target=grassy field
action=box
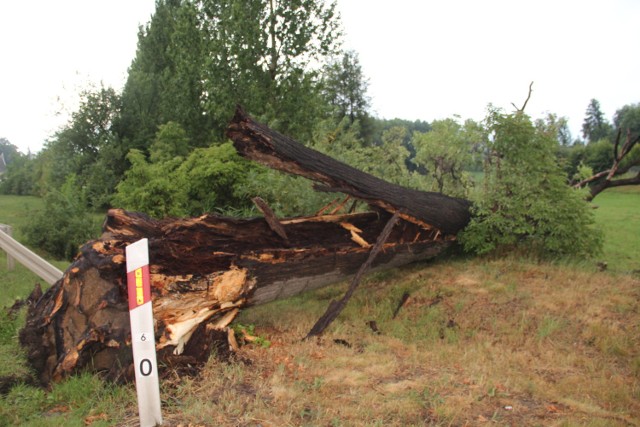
[591,186,640,273]
[0,189,638,426]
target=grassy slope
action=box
[0,190,638,426]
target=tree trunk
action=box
[226,107,472,235]
[21,108,472,384]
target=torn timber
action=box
[21,109,471,384]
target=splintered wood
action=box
[154,267,254,354]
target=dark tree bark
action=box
[226,107,472,235]
[21,108,472,384]
[574,128,640,201]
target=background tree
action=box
[322,51,370,122]
[37,86,121,206]
[22,175,100,260]
[0,138,36,195]
[412,118,481,197]
[118,0,211,153]
[582,98,612,144]
[367,118,431,172]
[0,138,20,165]
[583,139,614,173]
[0,151,37,196]
[613,103,640,135]
[161,1,213,146]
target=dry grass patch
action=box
[151,258,639,426]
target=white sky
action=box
[1,0,639,154]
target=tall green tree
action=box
[322,50,370,123]
[197,0,343,140]
[581,98,612,144]
[118,0,211,152]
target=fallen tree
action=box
[21,108,472,384]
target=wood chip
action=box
[350,230,371,248]
[227,327,239,352]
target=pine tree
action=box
[581,99,612,143]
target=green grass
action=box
[591,186,640,273]
[0,373,133,426]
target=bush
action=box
[177,143,254,216]
[460,110,603,259]
[113,142,255,218]
[112,149,189,218]
[22,175,100,260]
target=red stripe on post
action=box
[126,264,151,310]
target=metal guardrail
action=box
[0,224,64,285]
[0,224,15,271]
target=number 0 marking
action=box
[140,358,153,377]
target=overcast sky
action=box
[1,0,638,154]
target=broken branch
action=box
[305,212,401,339]
[252,197,288,241]
[574,128,640,201]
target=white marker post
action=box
[126,238,163,427]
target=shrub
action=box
[22,175,100,260]
[460,109,603,259]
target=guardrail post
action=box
[0,224,15,271]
